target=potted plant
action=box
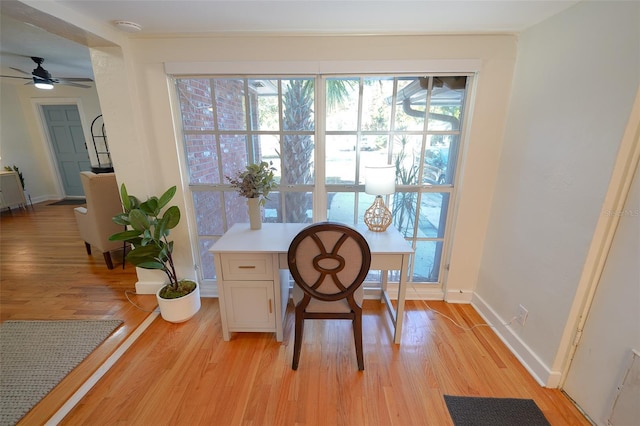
[110,184,201,323]
[226,161,277,229]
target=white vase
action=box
[156,282,201,323]
[247,197,262,230]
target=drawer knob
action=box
[238,265,256,269]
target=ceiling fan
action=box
[0,56,93,89]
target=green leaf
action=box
[128,209,150,231]
[159,244,170,260]
[134,260,166,269]
[158,186,177,210]
[163,206,180,229]
[109,230,143,241]
[141,198,159,216]
[154,218,167,241]
[127,244,160,256]
[128,195,141,209]
[126,244,163,267]
[120,184,131,211]
[112,212,130,226]
[129,237,144,247]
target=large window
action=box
[176,74,469,288]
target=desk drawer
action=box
[370,253,404,271]
[221,253,273,280]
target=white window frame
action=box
[168,60,478,299]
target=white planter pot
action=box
[156,282,201,323]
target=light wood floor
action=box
[1,203,590,425]
[0,202,158,425]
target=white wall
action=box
[0,79,102,202]
[474,0,640,387]
[95,34,518,294]
[0,83,34,190]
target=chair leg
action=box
[292,313,304,370]
[84,242,92,255]
[103,252,114,270]
[353,314,364,370]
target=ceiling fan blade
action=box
[22,80,90,89]
[9,67,30,75]
[58,77,94,82]
[58,81,91,89]
[0,75,31,80]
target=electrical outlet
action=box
[516,304,528,326]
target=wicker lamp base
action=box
[364,196,392,232]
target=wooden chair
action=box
[287,222,371,370]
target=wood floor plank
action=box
[1,203,590,425]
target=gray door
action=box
[42,105,91,197]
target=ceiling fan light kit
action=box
[34,80,54,90]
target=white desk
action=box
[209,223,414,344]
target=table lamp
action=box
[364,165,396,232]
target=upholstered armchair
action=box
[74,171,124,269]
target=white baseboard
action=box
[33,195,55,204]
[134,281,164,295]
[445,288,474,303]
[199,285,218,298]
[471,293,561,387]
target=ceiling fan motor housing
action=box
[31,57,53,81]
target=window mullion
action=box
[242,79,256,164]
[275,79,288,219]
[315,76,327,222]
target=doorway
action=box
[42,104,91,197]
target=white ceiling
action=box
[1,1,580,82]
[59,0,580,35]
[0,13,94,81]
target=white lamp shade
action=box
[365,165,396,195]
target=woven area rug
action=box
[0,320,123,426]
[444,395,551,426]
